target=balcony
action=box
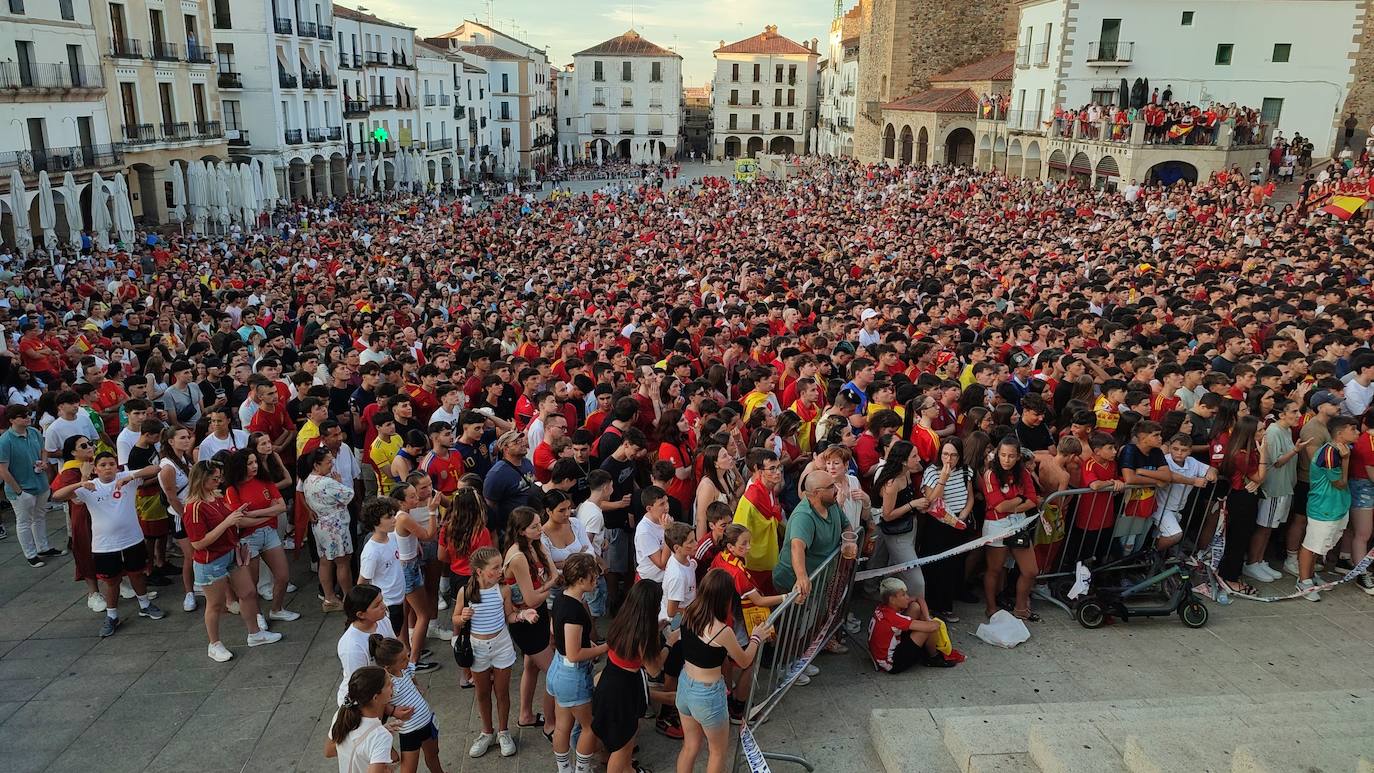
[0,144,124,175]
[273,17,292,34]
[1032,42,1049,67]
[307,127,327,143]
[453,105,465,119]
[1086,41,1133,64]
[217,71,242,88]
[647,129,662,136]
[840,86,853,96]
[391,52,411,67]
[328,126,342,141]
[186,44,212,64]
[122,123,156,144]
[297,20,316,37]
[838,117,851,128]
[428,138,453,150]
[213,12,231,30]
[228,130,249,146]
[0,62,104,91]
[1015,43,1030,68]
[151,41,180,61]
[195,120,221,138]
[160,121,191,140]
[439,94,450,106]
[109,37,143,59]
[369,94,393,109]
[592,99,606,106]
[621,99,633,107]
[301,70,321,89]
[343,99,368,116]
[284,128,302,144]
[339,52,360,69]
[321,73,336,89]
[649,101,662,109]
[364,51,386,65]
[279,71,298,89]
[395,96,411,109]
[317,24,332,40]
[423,94,436,106]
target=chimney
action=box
[719,39,725,49]
[810,37,818,52]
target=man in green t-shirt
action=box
[773,470,845,601]
[1297,416,1359,601]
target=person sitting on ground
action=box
[867,577,960,673]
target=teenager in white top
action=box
[326,665,405,773]
[198,406,250,460]
[633,485,672,583]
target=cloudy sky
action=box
[348,0,836,85]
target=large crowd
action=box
[4,145,1374,773]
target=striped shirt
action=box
[469,584,507,635]
[389,663,434,733]
[921,465,972,516]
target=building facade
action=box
[415,38,459,185]
[212,0,345,200]
[818,5,861,157]
[91,0,227,223]
[681,85,712,159]
[711,25,820,159]
[879,51,1011,168]
[332,4,415,190]
[556,29,683,165]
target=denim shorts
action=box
[584,575,607,618]
[241,525,283,558]
[675,672,728,729]
[402,557,424,594]
[1351,479,1374,510]
[545,652,594,707]
[194,550,236,586]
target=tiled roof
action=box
[715,26,813,56]
[575,29,680,58]
[459,44,523,61]
[432,21,543,55]
[929,50,1015,83]
[882,87,978,113]
[331,4,413,30]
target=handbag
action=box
[452,597,475,668]
[1005,512,1035,549]
[877,513,914,536]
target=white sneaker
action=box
[207,641,234,662]
[427,621,452,641]
[469,732,494,758]
[794,672,811,686]
[285,582,297,593]
[268,608,301,622]
[1283,555,1301,576]
[1243,563,1273,583]
[258,586,273,601]
[87,592,107,612]
[1295,579,1321,602]
[182,592,197,613]
[246,630,283,647]
[257,614,270,632]
[120,580,135,599]
[803,663,820,677]
[437,597,449,611]
[226,600,241,615]
[497,730,516,757]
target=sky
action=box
[349,0,837,85]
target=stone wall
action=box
[855,0,1018,162]
[1339,0,1374,154]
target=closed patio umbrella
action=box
[61,171,82,253]
[88,172,111,250]
[168,162,187,228]
[36,170,57,253]
[8,169,33,256]
[111,172,135,246]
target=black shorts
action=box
[93,542,149,580]
[387,603,406,638]
[398,719,437,752]
[1292,480,1310,517]
[509,602,551,655]
[886,636,924,674]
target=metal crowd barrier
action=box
[732,545,857,773]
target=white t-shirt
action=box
[660,555,698,623]
[115,428,140,468]
[335,618,397,705]
[74,473,145,553]
[634,516,667,583]
[198,429,250,460]
[359,533,405,605]
[43,413,98,455]
[430,406,462,429]
[332,715,393,773]
[575,500,607,558]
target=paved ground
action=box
[3,503,1374,773]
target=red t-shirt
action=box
[441,524,492,576]
[910,425,940,465]
[981,468,1039,521]
[90,381,128,437]
[183,498,238,564]
[657,441,695,507]
[1148,393,1180,423]
[1076,458,1120,530]
[868,604,913,672]
[532,441,557,483]
[225,478,282,532]
[1351,432,1374,481]
[422,449,462,493]
[247,404,296,440]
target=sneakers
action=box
[182,592,197,612]
[497,730,516,757]
[469,732,494,758]
[728,696,746,725]
[1283,554,1301,577]
[427,621,453,641]
[38,547,66,558]
[119,580,135,599]
[437,596,449,611]
[1243,562,1280,583]
[268,608,301,622]
[99,615,119,638]
[844,613,863,635]
[138,603,165,620]
[282,537,296,551]
[655,714,684,739]
[0,523,7,539]
[1358,573,1374,596]
[824,638,849,655]
[258,586,273,601]
[414,660,441,673]
[225,600,241,615]
[257,614,270,632]
[246,630,283,647]
[86,592,107,612]
[803,663,820,677]
[26,556,44,568]
[793,672,811,686]
[321,599,343,613]
[1295,578,1322,602]
[207,641,234,662]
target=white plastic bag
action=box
[975,610,1031,648]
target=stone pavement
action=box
[4,505,1374,773]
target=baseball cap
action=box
[493,430,525,451]
[861,308,880,322]
[832,341,856,356]
[1309,389,1342,410]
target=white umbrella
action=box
[256,158,277,212]
[238,164,255,227]
[190,161,209,234]
[36,170,57,253]
[207,163,223,229]
[168,162,186,227]
[214,164,231,228]
[251,160,266,223]
[112,172,135,246]
[452,151,463,183]
[347,157,359,193]
[8,169,33,256]
[88,172,111,250]
[61,171,81,252]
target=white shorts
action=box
[1256,495,1293,529]
[983,513,1029,548]
[469,628,517,673]
[1302,516,1349,558]
[1153,509,1183,539]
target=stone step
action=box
[1231,730,1374,773]
[1121,717,1336,773]
[868,709,960,773]
[1028,723,1129,773]
[968,752,1039,773]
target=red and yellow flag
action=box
[1318,195,1368,221]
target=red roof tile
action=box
[715,26,814,56]
[575,29,680,58]
[882,87,979,113]
[459,44,523,61]
[929,50,1015,83]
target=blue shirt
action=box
[483,458,534,534]
[0,427,46,496]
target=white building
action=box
[332,5,415,188]
[415,38,462,187]
[0,0,121,243]
[711,25,820,159]
[817,6,860,158]
[557,29,683,165]
[212,0,346,199]
[1007,0,1362,170]
[429,21,553,177]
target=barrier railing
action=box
[732,543,857,773]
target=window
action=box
[499,102,509,120]
[752,63,760,81]
[158,81,175,125]
[59,0,73,20]
[729,88,738,105]
[788,64,796,83]
[651,61,660,82]
[593,60,603,81]
[787,89,795,106]
[1272,43,1291,62]
[8,0,24,15]
[772,111,780,129]
[500,73,508,92]
[500,127,511,146]
[622,61,631,81]
[66,44,84,85]
[15,41,34,87]
[774,88,781,104]
[1181,11,1193,25]
[1261,97,1283,126]
[222,99,241,129]
[786,112,794,129]
[730,63,738,81]
[728,112,737,130]
[1215,43,1233,65]
[751,113,759,130]
[751,89,759,105]
[775,64,782,82]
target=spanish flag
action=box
[790,399,819,454]
[732,478,784,578]
[1166,124,1193,140]
[73,334,92,353]
[1318,195,1368,221]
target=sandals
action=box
[516,713,545,728]
[1012,608,1041,622]
[1221,580,1258,596]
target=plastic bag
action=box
[975,610,1031,648]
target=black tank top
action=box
[681,625,728,669]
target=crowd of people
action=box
[547,161,682,184]
[1051,98,1267,146]
[3,148,1374,773]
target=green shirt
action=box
[1307,443,1351,522]
[772,497,845,592]
[0,427,46,496]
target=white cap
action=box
[861,308,879,322]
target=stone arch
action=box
[1094,155,1120,190]
[440,156,452,182]
[1069,151,1092,185]
[768,136,794,155]
[841,136,853,157]
[916,127,929,165]
[310,154,328,198]
[287,157,310,199]
[1007,138,1024,178]
[381,159,396,190]
[746,136,763,157]
[1047,148,1067,181]
[993,136,1007,172]
[977,133,992,170]
[899,125,913,164]
[1024,140,1042,179]
[591,138,613,162]
[1146,160,1198,186]
[129,162,159,224]
[329,153,346,196]
[882,123,896,159]
[723,135,741,158]
[943,127,974,166]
